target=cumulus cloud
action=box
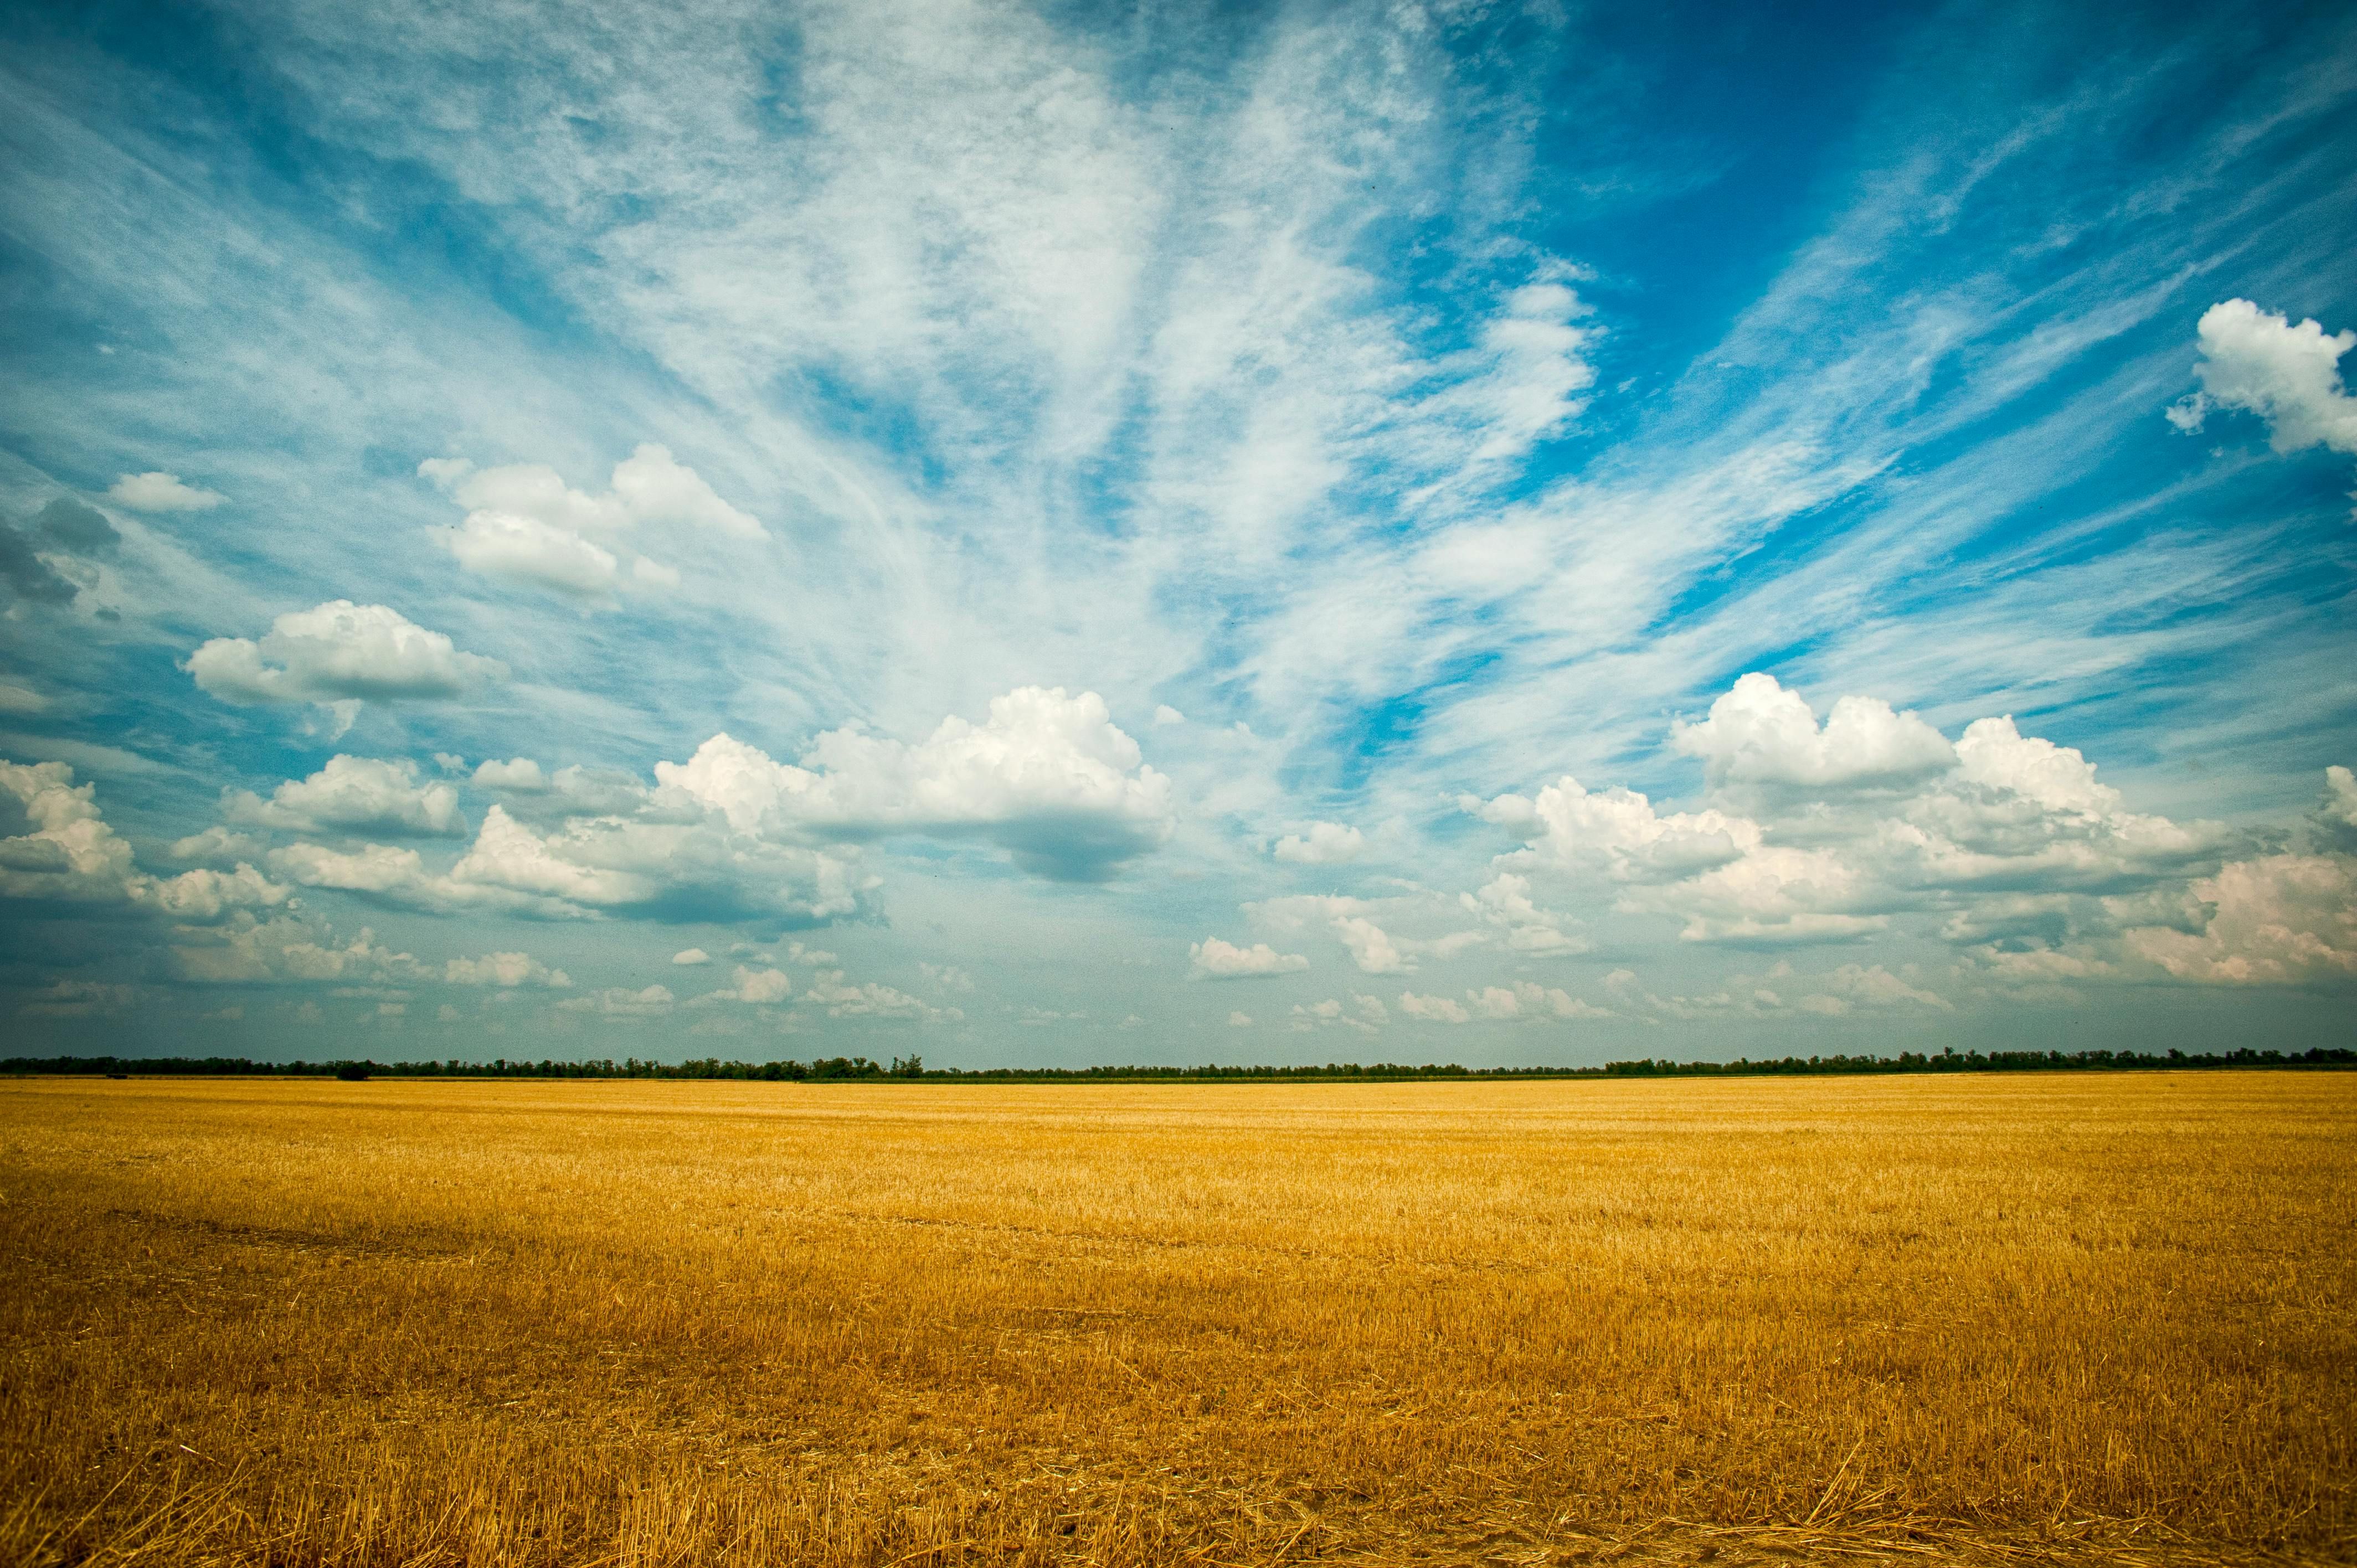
[442,510,621,597]
[1469,673,2226,947]
[1800,963,1953,1013]
[2313,766,2357,854]
[1227,1010,1253,1027]
[2127,854,2356,986]
[224,755,466,837]
[474,757,547,791]
[1466,777,1757,884]
[1188,936,1309,979]
[106,471,225,511]
[168,825,269,866]
[170,912,418,985]
[266,837,578,918]
[1273,821,1365,863]
[445,804,872,924]
[609,444,764,538]
[2168,299,2357,457]
[655,687,1173,880]
[421,443,760,597]
[802,969,949,1020]
[1,759,286,919]
[672,947,712,965]
[186,601,507,708]
[1289,996,1385,1033]
[696,964,792,1004]
[1248,893,1481,973]
[1673,672,1953,791]
[558,983,676,1018]
[1397,990,1469,1023]
[1462,873,1587,955]
[265,758,870,926]
[443,951,572,987]
[471,758,649,818]
[1466,980,1609,1021]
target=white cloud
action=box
[167,824,269,866]
[444,951,572,987]
[1811,963,1952,1011]
[267,837,580,918]
[421,443,759,598]
[225,755,466,838]
[447,806,655,906]
[2126,854,2356,986]
[440,803,871,924]
[1397,990,1469,1024]
[441,509,621,597]
[609,443,764,539]
[1248,892,1482,973]
[801,969,948,1020]
[1188,936,1309,979]
[1152,705,1186,726]
[1,759,286,920]
[106,471,225,511]
[1468,673,2224,947]
[918,961,975,991]
[186,601,507,707]
[1465,980,1611,1022]
[2169,299,2357,456]
[474,757,545,791]
[469,759,649,819]
[1329,913,1406,973]
[0,683,48,714]
[137,863,291,922]
[558,983,676,1019]
[1273,821,1365,863]
[1226,1010,1253,1028]
[2313,765,2357,853]
[1287,994,1388,1033]
[1672,672,1953,791]
[656,687,1173,880]
[170,912,418,985]
[1466,777,1757,884]
[696,964,792,1004]
[1462,872,1587,955]
[672,947,712,966]
[1443,278,1598,465]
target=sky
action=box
[2,0,2353,1066]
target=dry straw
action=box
[2,1072,2350,1565]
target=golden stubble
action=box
[1,1072,2350,1566]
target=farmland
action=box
[2,1072,2350,1566]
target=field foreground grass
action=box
[2,1073,2351,1567]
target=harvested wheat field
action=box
[1,1072,2351,1567]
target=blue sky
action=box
[3,0,2353,1064]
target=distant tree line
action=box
[4,1046,2351,1081]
